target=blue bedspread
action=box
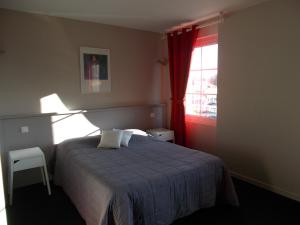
[54,135,238,225]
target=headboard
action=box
[0,104,166,189]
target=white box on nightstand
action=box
[147,128,175,142]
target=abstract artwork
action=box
[80,47,111,93]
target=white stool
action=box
[8,147,51,205]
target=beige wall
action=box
[217,0,300,200]
[0,9,162,116]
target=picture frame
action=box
[80,47,111,93]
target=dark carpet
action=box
[6,178,300,225]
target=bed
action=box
[54,134,239,225]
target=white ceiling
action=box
[0,0,270,33]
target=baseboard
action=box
[230,170,300,203]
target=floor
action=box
[6,178,300,225]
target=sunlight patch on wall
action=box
[51,113,100,144]
[40,94,100,144]
[40,94,69,114]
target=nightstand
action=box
[8,147,51,205]
[147,128,175,142]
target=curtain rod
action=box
[161,14,223,40]
[164,0,273,34]
[165,12,224,34]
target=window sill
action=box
[185,115,216,127]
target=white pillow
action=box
[113,129,133,147]
[97,130,123,149]
[125,129,148,136]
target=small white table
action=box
[8,147,51,205]
[147,128,175,142]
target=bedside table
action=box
[147,128,175,142]
[8,147,51,205]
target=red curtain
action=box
[167,27,199,146]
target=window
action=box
[185,34,218,121]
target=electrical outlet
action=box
[20,126,29,133]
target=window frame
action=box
[185,34,218,126]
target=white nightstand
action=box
[147,128,175,142]
[8,147,51,205]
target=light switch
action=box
[21,126,29,133]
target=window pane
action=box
[185,42,218,119]
[185,94,200,115]
[200,70,217,118]
[186,71,201,94]
[200,94,217,118]
[190,47,202,70]
[201,70,217,95]
[202,44,218,69]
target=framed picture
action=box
[80,47,111,93]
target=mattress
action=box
[54,134,238,225]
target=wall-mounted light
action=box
[156,58,168,66]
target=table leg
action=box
[9,161,14,205]
[43,165,51,195]
[40,167,46,185]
